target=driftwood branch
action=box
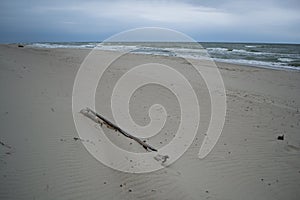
[80,107,157,152]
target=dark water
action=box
[28,42,300,70]
[202,43,300,69]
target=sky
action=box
[0,0,299,43]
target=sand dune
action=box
[0,44,300,200]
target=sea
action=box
[27,42,300,71]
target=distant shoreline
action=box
[11,42,300,71]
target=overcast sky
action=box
[0,0,299,43]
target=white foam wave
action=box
[214,58,300,70]
[206,47,228,52]
[278,58,294,62]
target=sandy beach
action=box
[1,44,300,200]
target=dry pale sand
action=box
[0,44,300,200]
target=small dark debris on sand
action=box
[277,135,284,140]
[18,44,24,48]
[154,154,169,164]
[73,137,83,141]
[0,140,12,149]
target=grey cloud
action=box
[0,0,299,43]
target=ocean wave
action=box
[95,44,138,52]
[26,42,300,71]
[28,43,97,49]
[206,47,228,52]
[278,58,294,62]
[214,58,300,70]
[207,48,276,56]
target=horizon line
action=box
[4,41,300,45]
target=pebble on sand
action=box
[277,135,284,140]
